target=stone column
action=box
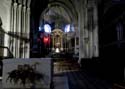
[16,2,22,58]
[84,7,89,58]
[66,34,68,52]
[93,5,99,57]
[74,26,78,54]
[78,0,85,63]
[15,4,19,58]
[25,0,31,58]
[22,1,26,58]
[74,35,77,54]
[64,34,66,52]
[13,1,17,57]
[78,12,81,63]
[89,30,93,58]
[9,3,14,54]
[25,7,30,58]
[87,6,94,58]
[60,36,62,50]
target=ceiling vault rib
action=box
[48,0,78,22]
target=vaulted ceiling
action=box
[30,0,79,33]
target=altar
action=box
[51,29,64,53]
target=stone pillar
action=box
[9,3,14,54]
[78,0,85,63]
[78,12,81,63]
[74,35,77,54]
[16,2,22,58]
[60,36,63,51]
[62,35,63,51]
[89,29,93,58]
[93,5,99,57]
[83,6,89,58]
[65,34,68,52]
[64,34,66,52]
[15,4,19,58]
[87,6,94,58]
[13,1,17,57]
[25,7,30,58]
[74,26,79,55]
[24,0,31,58]
[22,1,26,58]
[88,9,93,58]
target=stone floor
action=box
[53,59,112,89]
[65,70,112,89]
[53,76,69,89]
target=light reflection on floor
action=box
[54,59,80,74]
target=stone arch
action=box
[40,0,78,24]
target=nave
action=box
[53,58,112,89]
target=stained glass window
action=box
[44,24,51,33]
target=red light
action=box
[43,36,50,44]
[44,37,49,43]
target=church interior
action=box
[0,0,125,89]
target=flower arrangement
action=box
[6,62,43,87]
